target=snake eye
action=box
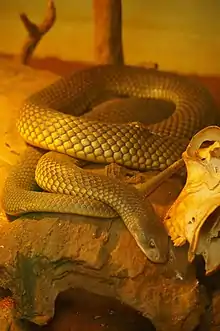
[149,239,156,249]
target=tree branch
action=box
[20,0,56,65]
[93,0,124,65]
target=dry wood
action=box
[20,0,56,65]
[93,0,124,65]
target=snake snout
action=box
[146,241,169,264]
[134,229,169,264]
[152,232,170,264]
[137,241,166,263]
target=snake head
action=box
[132,201,169,264]
[136,230,169,264]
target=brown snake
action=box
[2,64,218,263]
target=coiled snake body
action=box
[2,65,218,263]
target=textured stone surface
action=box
[0,58,210,331]
[212,290,220,330]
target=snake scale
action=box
[2,64,218,263]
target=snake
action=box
[2,64,218,264]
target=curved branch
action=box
[20,0,56,65]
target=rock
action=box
[0,213,208,331]
[0,58,209,331]
[195,208,220,276]
[0,296,23,331]
[43,289,155,331]
[212,291,220,330]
